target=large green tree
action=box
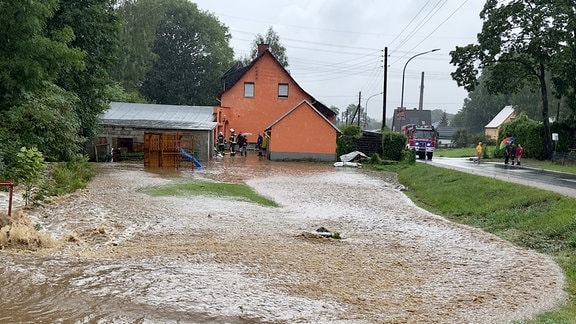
[246,26,289,68]
[450,71,510,131]
[113,0,168,94]
[139,0,233,105]
[48,0,121,143]
[0,0,87,168]
[549,2,576,117]
[450,0,573,157]
[0,0,83,110]
[4,83,83,162]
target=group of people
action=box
[504,142,523,165]
[216,129,267,157]
[475,140,524,165]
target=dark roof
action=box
[436,126,461,139]
[220,50,336,118]
[222,61,250,91]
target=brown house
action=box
[215,44,339,161]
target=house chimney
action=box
[257,43,270,56]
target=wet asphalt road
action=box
[426,157,576,198]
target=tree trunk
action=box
[539,63,553,159]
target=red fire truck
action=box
[401,123,437,160]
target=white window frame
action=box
[278,83,288,98]
[244,82,255,97]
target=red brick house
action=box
[265,100,340,160]
[215,44,339,161]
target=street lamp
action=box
[400,48,440,111]
[365,92,383,129]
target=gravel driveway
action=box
[2,159,568,323]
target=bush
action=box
[336,125,363,158]
[452,129,471,148]
[42,155,95,197]
[403,149,416,165]
[498,113,546,159]
[340,125,362,136]
[16,147,48,206]
[336,135,354,159]
[381,131,406,161]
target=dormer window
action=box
[244,82,254,97]
[278,83,288,98]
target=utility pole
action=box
[357,91,362,127]
[382,47,388,130]
[418,71,425,110]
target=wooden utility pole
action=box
[357,91,362,127]
[382,47,388,129]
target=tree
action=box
[113,0,168,94]
[548,1,576,118]
[0,0,87,173]
[48,0,121,143]
[451,71,510,131]
[341,104,359,125]
[140,0,234,105]
[330,105,341,123]
[0,0,84,111]
[438,111,449,127]
[5,82,83,162]
[246,26,288,68]
[450,0,573,158]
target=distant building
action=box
[436,126,461,148]
[392,108,432,132]
[485,106,516,140]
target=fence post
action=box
[0,182,14,217]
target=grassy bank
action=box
[394,163,576,322]
[141,179,278,207]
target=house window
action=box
[278,83,288,98]
[244,82,254,97]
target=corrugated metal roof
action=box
[101,102,217,131]
[485,106,515,128]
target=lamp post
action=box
[400,48,440,111]
[365,92,383,129]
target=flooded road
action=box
[0,155,567,323]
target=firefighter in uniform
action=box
[217,131,226,155]
[229,128,238,156]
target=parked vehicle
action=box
[401,123,437,160]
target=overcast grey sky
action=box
[193,0,485,121]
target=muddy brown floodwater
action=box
[0,155,567,323]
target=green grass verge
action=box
[393,163,576,322]
[141,179,278,207]
[434,147,477,157]
[527,160,576,175]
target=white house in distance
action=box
[485,106,516,140]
